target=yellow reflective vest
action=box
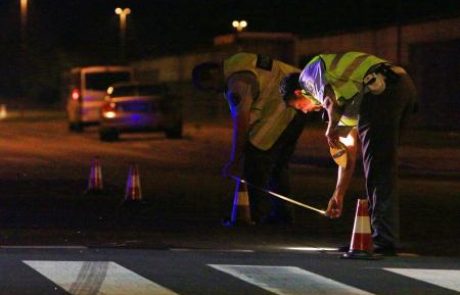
[311,52,388,126]
[224,52,299,150]
[319,52,387,102]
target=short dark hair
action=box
[192,62,220,90]
[279,72,301,102]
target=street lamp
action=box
[20,0,28,32]
[19,0,29,103]
[232,20,248,32]
[115,7,131,61]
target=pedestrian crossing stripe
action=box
[23,261,178,295]
[208,264,373,295]
[21,261,460,295]
[384,268,460,293]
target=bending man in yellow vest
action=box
[192,52,307,224]
[280,52,417,255]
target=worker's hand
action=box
[325,127,340,149]
[326,193,343,219]
[222,160,240,179]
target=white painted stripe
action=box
[352,216,371,233]
[2,246,87,249]
[23,261,178,295]
[170,248,254,253]
[208,264,373,295]
[284,247,338,252]
[384,268,460,292]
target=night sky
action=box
[2,0,460,58]
[0,0,459,100]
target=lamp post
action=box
[19,0,29,105]
[115,7,131,61]
[232,20,247,52]
[20,0,28,39]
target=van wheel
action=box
[69,122,83,132]
[99,129,119,141]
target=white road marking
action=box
[23,260,178,295]
[384,268,460,292]
[208,264,373,295]
[170,248,254,253]
[283,247,338,252]
[2,246,87,250]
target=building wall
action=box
[132,51,228,83]
[295,17,460,67]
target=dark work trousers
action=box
[358,73,417,248]
[243,111,308,224]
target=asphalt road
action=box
[0,112,459,255]
[1,247,460,294]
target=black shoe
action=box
[374,246,397,256]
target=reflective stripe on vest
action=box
[320,52,387,102]
[224,52,299,150]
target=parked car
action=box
[99,82,183,141]
[66,65,134,132]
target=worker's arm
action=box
[326,127,359,218]
[222,72,258,178]
[323,85,342,149]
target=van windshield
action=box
[85,72,131,90]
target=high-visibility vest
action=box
[319,52,387,102]
[224,52,299,150]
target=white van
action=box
[66,66,134,131]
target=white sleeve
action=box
[225,72,258,116]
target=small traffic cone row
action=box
[124,164,142,203]
[86,157,103,193]
[228,181,253,226]
[341,199,380,260]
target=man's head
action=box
[280,73,322,113]
[192,62,225,92]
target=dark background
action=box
[1,0,460,103]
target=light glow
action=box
[0,104,7,120]
[20,0,28,26]
[232,20,248,32]
[115,7,131,15]
[340,132,355,147]
[71,89,80,100]
[103,111,116,119]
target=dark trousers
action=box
[244,111,308,223]
[358,73,417,248]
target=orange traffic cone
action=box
[124,164,142,203]
[228,181,253,226]
[86,157,103,193]
[342,199,380,260]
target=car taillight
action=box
[102,101,117,119]
[71,88,80,101]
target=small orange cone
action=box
[342,199,380,260]
[86,157,103,193]
[228,181,253,226]
[124,164,142,203]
